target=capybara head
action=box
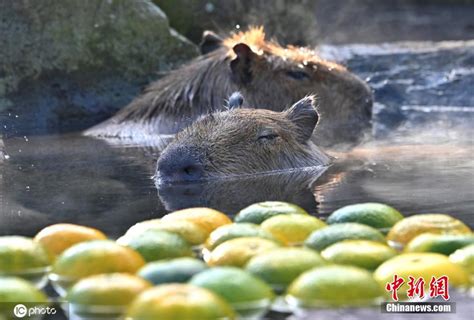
[91,27,371,147]
[155,93,331,183]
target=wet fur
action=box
[86,27,372,147]
[157,95,332,180]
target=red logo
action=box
[385,274,404,301]
[429,276,449,300]
[407,276,425,299]
[385,275,450,301]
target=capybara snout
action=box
[156,145,205,182]
[155,93,331,183]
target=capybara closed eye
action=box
[86,27,372,147]
[155,93,331,183]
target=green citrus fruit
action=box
[117,230,192,262]
[287,265,384,308]
[0,277,48,317]
[321,240,398,270]
[387,214,471,247]
[0,236,51,273]
[327,203,403,231]
[137,258,207,285]
[305,223,386,251]
[190,267,274,303]
[245,247,327,291]
[235,202,308,224]
[405,233,474,255]
[190,267,274,317]
[126,284,235,320]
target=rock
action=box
[154,0,318,45]
[0,0,198,137]
[154,0,474,45]
[318,40,474,139]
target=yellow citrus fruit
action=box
[321,240,398,270]
[287,265,384,308]
[126,284,235,320]
[161,208,231,234]
[235,201,309,224]
[126,219,208,246]
[34,223,107,258]
[387,214,471,247]
[245,247,327,290]
[0,277,48,316]
[404,233,474,255]
[374,253,471,300]
[52,240,145,279]
[0,236,51,273]
[117,230,192,262]
[327,203,404,231]
[67,273,151,307]
[261,214,326,245]
[207,237,280,267]
[304,223,386,251]
[205,223,278,250]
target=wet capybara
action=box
[155,93,331,183]
[85,27,372,147]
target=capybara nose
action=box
[156,149,204,182]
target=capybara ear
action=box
[285,95,319,142]
[230,43,256,84]
[199,30,223,54]
[227,92,244,109]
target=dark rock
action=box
[0,0,198,137]
[154,0,474,45]
[318,41,474,138]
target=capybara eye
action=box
[257,133,279,141]
[286,70,310,80]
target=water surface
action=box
[1,127,472,238]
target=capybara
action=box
[85,27,372,147]
[155,93,331,183]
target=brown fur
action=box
[155,95,331,182]
[223,27,344,70]
[85,27,372,147]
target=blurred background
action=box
[1,0,473,137]
[155,0,474,45]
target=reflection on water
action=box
[0,128,472,238]
[156,167,326,214]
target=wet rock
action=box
[0,0,198,137]
[153,0,319,46]
[155,0,474,46]
[318,41,474,138]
